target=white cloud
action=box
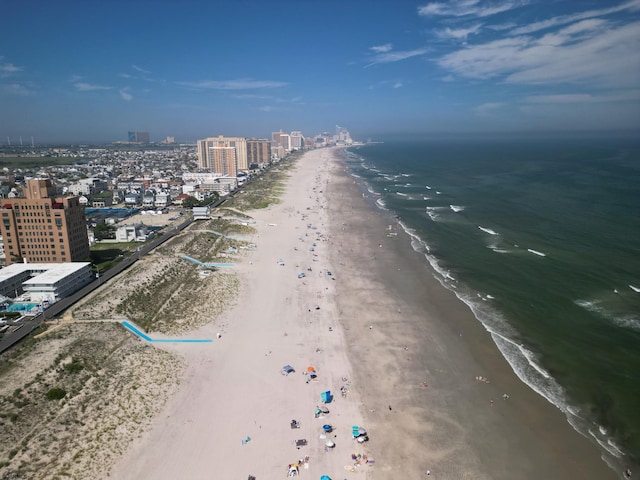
[73,82,112,91]
[438,19,640,88]
[474,102,505,115]
[259,105,274,112]
[435,24,483,40]
[509,0,640,35]
[524,90,640,104]
[0,62,22,77]
[234,93,274,100]
[370,43,393,53]
[3,83,32,96]
[393,82,404,88]
[178,79,289,90]
[132,64,151,74]
[119,88,133,101]
[418,0,526,18]
[365,47,429,67]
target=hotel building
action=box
[246,139,271,167]
[197,136,248,172]
[0,179,90,265]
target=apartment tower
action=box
[246,139,272,167]
[197,136,248,172]
[0,179,90,265]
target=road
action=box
[0,214,197,355]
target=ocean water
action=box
[344,137,640,470]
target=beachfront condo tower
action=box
[197,136,248,172]
[0,179,90,265]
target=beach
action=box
[110,146,618,479]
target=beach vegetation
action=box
[0,322,184,478]
[46,387,66,400]
[64,359,84,374]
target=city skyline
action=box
[1,0,639,143]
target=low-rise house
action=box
[115,224,151,242]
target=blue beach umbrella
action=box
[320,476,331,480]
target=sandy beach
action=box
[109,147,617,479]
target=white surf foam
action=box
[575,299,640,331]
[478,226,498,235]
[527,248,546,257]
[375,198,387,210]
[392,217,627,470]
[629,285,640,293]
[449,205,464,213]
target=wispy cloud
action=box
[418,0,526,18]
[365,47,429,67]
[370,43,393,53]
[73,82,113,91]
[119,88,133,101]
[438,19,640,88]
[132,64,151,74]
[524,90,640,104]
[474,102,505,115]
[3,83,32,96]
[368,79,406,89]
[233,93,275,100]
[435,24,483,40]
[178,79,289,90]
[509,0,640,35]
[0,61,22,77]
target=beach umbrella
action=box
[307,366,316,372]
[320,476,331,480]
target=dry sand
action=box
[108,146,617,480]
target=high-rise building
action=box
[0,179,90,265]
[246,139,271,167]
[197,136,248,173]
[290,131,304,150]
[128,131,150,143]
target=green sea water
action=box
[345,137,640,469]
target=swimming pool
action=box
[4,302,39,312]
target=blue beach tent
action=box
[320,476,332,480]
[320,391,332,403]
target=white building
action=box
[193,206,211,220]
[115,224,150,242]
[154,191,171,208]
[0,262,93,304]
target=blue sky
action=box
[1,0,639,143]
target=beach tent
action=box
[320,476,332,480]
[281,365,295,375]
[320,391,332,403]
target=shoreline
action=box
[108,146,619,479]
[327,147,619,478]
